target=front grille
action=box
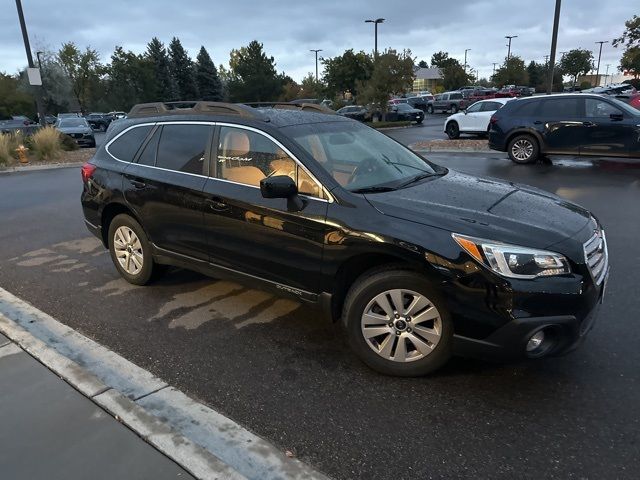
[583,228,608,285]
[70,133,82,139]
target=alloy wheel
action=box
[361,289,442,362]
[113,226,144,275]
[511,139,534,161]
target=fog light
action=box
[526,330,545,352]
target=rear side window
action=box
[156,124,211,175]
[538,98,582,117]
[450,93,463,100]
[512,101,540,116]
[107,125,152,162]
[481,101,503,112]
[137,127,160,166]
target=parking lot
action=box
[1,142,639,479]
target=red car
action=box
[466,89,497,104]
[494,87,520,98]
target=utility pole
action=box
[15,0,46,125]
[310,49,322,82]
[365,18,385,57]
[464,49,471,73]
[505,35,518,61]
[594,40,608,87]
[605,64,611,85]
[546,0,561,94]
[492,63,498,75]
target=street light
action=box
[365,18,385,57]
[546,0,562,94]
[464,49,471,73]
[594,40,608,87]
[310,49,322,82]
[505,35,518,61]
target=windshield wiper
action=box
[398,172,441,188]
[350,185,398,194]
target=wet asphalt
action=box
[0,138,639,479]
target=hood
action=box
[365,170,592,250]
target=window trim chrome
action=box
[105,121,333,203]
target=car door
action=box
[436,94,448,111]
[460,102,483,131]
[534,97,585,154]
[580,97,636,156]
[477,101,504,131]
[202,124,330,295]
[122,122,213,260]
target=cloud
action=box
[1,0,635,80]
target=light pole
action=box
[492,63,498,76]
[463,49,471,73]
[310,49,322,82]
[365,18,385,57]
[505,35,518,61]
[546,0,562,94]
[15,0,46,125]
[605,64,611,85]
[594,40,608,87]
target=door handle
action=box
[128,178,146,189]
[204,198,228,211]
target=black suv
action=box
[81,101,608,376]
[86,113,113,132]
[489,93,640,164]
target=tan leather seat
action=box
[220,130,266,186]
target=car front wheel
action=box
[450,104,459,113]
[426,105,434,114]
[343,268,453,376]
[446,121,460,139]
[108,214,164,285]
[508,134,539,164]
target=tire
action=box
[446,121,460,139]
[100,124,107,132]
[450,104,459,114]
[416,118,423,125]
[508,134,539,164]
[108,214,164,285]
[426,105,434,114]
[343,268,453,376]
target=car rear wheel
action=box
[108,214,164,285]
[426,105,434,114]
[99,124,107,132]
[450,104,459,114]
[343,268,453,376]
[508,134,539,164]
[446,121,460,139]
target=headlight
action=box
[452,233,570,279]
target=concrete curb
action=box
[0,287,330,480]
[0,161,84,174]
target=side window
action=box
[466,102,482,113]
[217,126,324,198]
[137,127,160,166]
[514,101,539,116]
[539,98,581,117]
[156,124,211,175]
[108,125,152,162]
[481,102,501,112]
[450,93,462,100]
[585,99,622,117]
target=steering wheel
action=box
[347,157,378,185]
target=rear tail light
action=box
[489,115,498,125]
[81,163,96,183]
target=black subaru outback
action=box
[81,101,608,376]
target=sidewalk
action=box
[0,332,193,480]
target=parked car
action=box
[336,105,371,122]
[405,96,428,112]
[426,91,468,114]
[58,112,82,118]
[0,116,40,135]
[582,83,636,96]
[55,117,96,147]
[81,100,608,376]
[388,98,408,105]
[45,115,58,125]
[86,113,113,132]
[108,111,127,120]
[489,93,640,164]
[444,98,513,139]
[615,93,640,110]
[417,93,435,102]
[466,89,497,104]
[495,87,521,98]
[388,103,424,123]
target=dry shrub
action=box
[0,134,12,166]
[31,126,62,161]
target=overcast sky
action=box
[1,0,635,81]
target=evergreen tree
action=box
[168,37,199,100]
[195,46,222,101]
[227,40,283,102]
[146,37,176,101]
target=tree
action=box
[357,49,415,120]
[322,49,373,97]
[613,15,640,78]
[299,73,324,98]
[226,40,283,102]
[57,42,102,112]
[195,46,222,101]
[526,61,543,89]
[417,60,428,68]
[560,49,594,86]
[492,55,528,86]
[168,37,198,100]
[146,37,176,101]
[106,47,155,110]
[620,47,640,79]
[279,78,301,101]
[430,51,470,90]
[0,73,35,118]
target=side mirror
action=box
[610,113,624,121]
[260,175,297,199]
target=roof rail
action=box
[127,101,262,119]
[245,102,336,115]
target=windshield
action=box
[58,118,88,128]
[396,104,413,111]
[283,121,442,192]
[608,97,640,116]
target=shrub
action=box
[60,133,79,151]
[31,126,62,161]
[0,134,12,166]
